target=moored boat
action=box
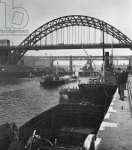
[59,52,117,106]
[19,103,106,150]
[0,93,115,150]
[59,83,117,106]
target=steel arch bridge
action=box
[13,15,132,64]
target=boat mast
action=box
[111,38,114,66]
[56,59,58,76]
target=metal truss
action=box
[13,15,132,63]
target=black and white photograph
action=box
[0,0,131,149]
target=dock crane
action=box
[82,49,96,74]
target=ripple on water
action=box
[0,77,87,126]
[0,78,60,126]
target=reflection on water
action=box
[0,77,88,127]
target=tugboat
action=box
[40,74,66,87]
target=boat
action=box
[59,52,117,106]
[40,74,78,88]
[18,102,107,150]
[1,89,116,150]
[0,96,112,150]
[40,74,66,87]
[59,83,117,106]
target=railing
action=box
[127,76,132,117]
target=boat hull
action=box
[19,103,106,149]
[40,80,66,87]
[79,71,99,77]
[59,84,117,106]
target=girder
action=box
[2,43,132,51]
[12,15,132,64]
[42,55,130,61]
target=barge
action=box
[19,102,108,150]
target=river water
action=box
[0,77,88,127]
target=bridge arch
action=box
[14,15,132,63]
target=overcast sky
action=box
[0,0,132,56]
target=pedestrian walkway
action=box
[95,81,132,150]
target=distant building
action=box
[23,56,53,68]
[0,39,10,65]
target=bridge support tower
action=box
[128,56,132,74]
[50,56,54,69]
[69,56,73,74]
[0,40,11,65]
